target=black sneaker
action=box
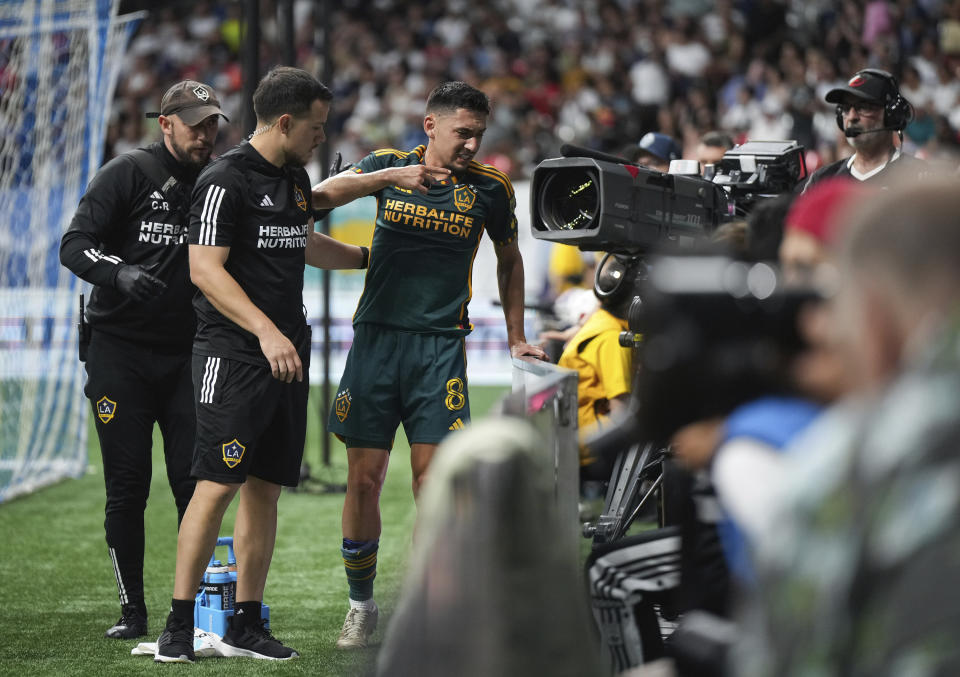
[154,613,195,663]
[221,616,299,660]
[104,603,147,639]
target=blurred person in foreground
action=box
[59,80,226,640]
[736,176,960,676]
[804,69,927,190]
[154,67,371,663]
[314,81,546,650]
[671,179,868,593]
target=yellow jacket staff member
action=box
[558,255,639,470]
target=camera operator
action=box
[804,69,927,190]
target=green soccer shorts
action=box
[328,323,470,449]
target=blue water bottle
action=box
[203,561,232,610]
[225,543,237,610]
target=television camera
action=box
[530,140,806,254]
[529,140,814,538]
[530,142,816,673]
[530,139,812,451]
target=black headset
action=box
[834,68,914,131]
[594,253,646,318]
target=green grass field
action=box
[0,385,508,676]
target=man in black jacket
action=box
[804,69,926,190]
[59,80,227,639]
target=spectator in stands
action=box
[696,130,735,168]
[630,131,682,172]
[109,2,960,183]
[740,176,960,677]
[804,68,927,189]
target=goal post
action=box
[0,0,143,502]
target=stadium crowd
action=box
[111,0,960,179]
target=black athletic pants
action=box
[84,330,196,610]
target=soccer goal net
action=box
[0,0,141,502]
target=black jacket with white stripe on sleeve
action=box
[59,141,201,349]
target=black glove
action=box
[115,264,167,302]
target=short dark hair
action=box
[426,81,489,116]
[746,192,796,262]
[253,66,332,122]
[700,130,735,150]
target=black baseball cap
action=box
[147,80,228,125]
[825,70,895,105]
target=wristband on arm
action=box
[359,246,369,269]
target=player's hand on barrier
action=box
[115,264,167,302]
[258,329,303,383]
[510,341,548,360]
[390,165,451,194]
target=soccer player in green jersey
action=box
[311,81,547,649]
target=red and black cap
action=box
[825,70,896,105]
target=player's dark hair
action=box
[253,66,332,122]
[426,81,490,115]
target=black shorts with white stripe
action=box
[191,353,309,486]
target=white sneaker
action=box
[335,604,378,649]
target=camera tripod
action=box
[583,441,672,546]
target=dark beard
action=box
[169,138,211,169]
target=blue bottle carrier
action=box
[194,536,269,637]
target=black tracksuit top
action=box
[60,142,201,350]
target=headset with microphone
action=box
[833,68,914,134]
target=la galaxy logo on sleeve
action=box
[335,388,352,422]
[294,185,307,212]
[453,185,476,212]
[221,439,246,468]
[96,396,117,423]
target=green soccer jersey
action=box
[351,144,518,334]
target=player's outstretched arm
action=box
[305,227,367,270]
[189,244,302,383]
[311,165,451,209]
[494,240,547,360]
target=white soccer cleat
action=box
[335,604,378,650]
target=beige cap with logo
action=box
[147,80,229,126]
